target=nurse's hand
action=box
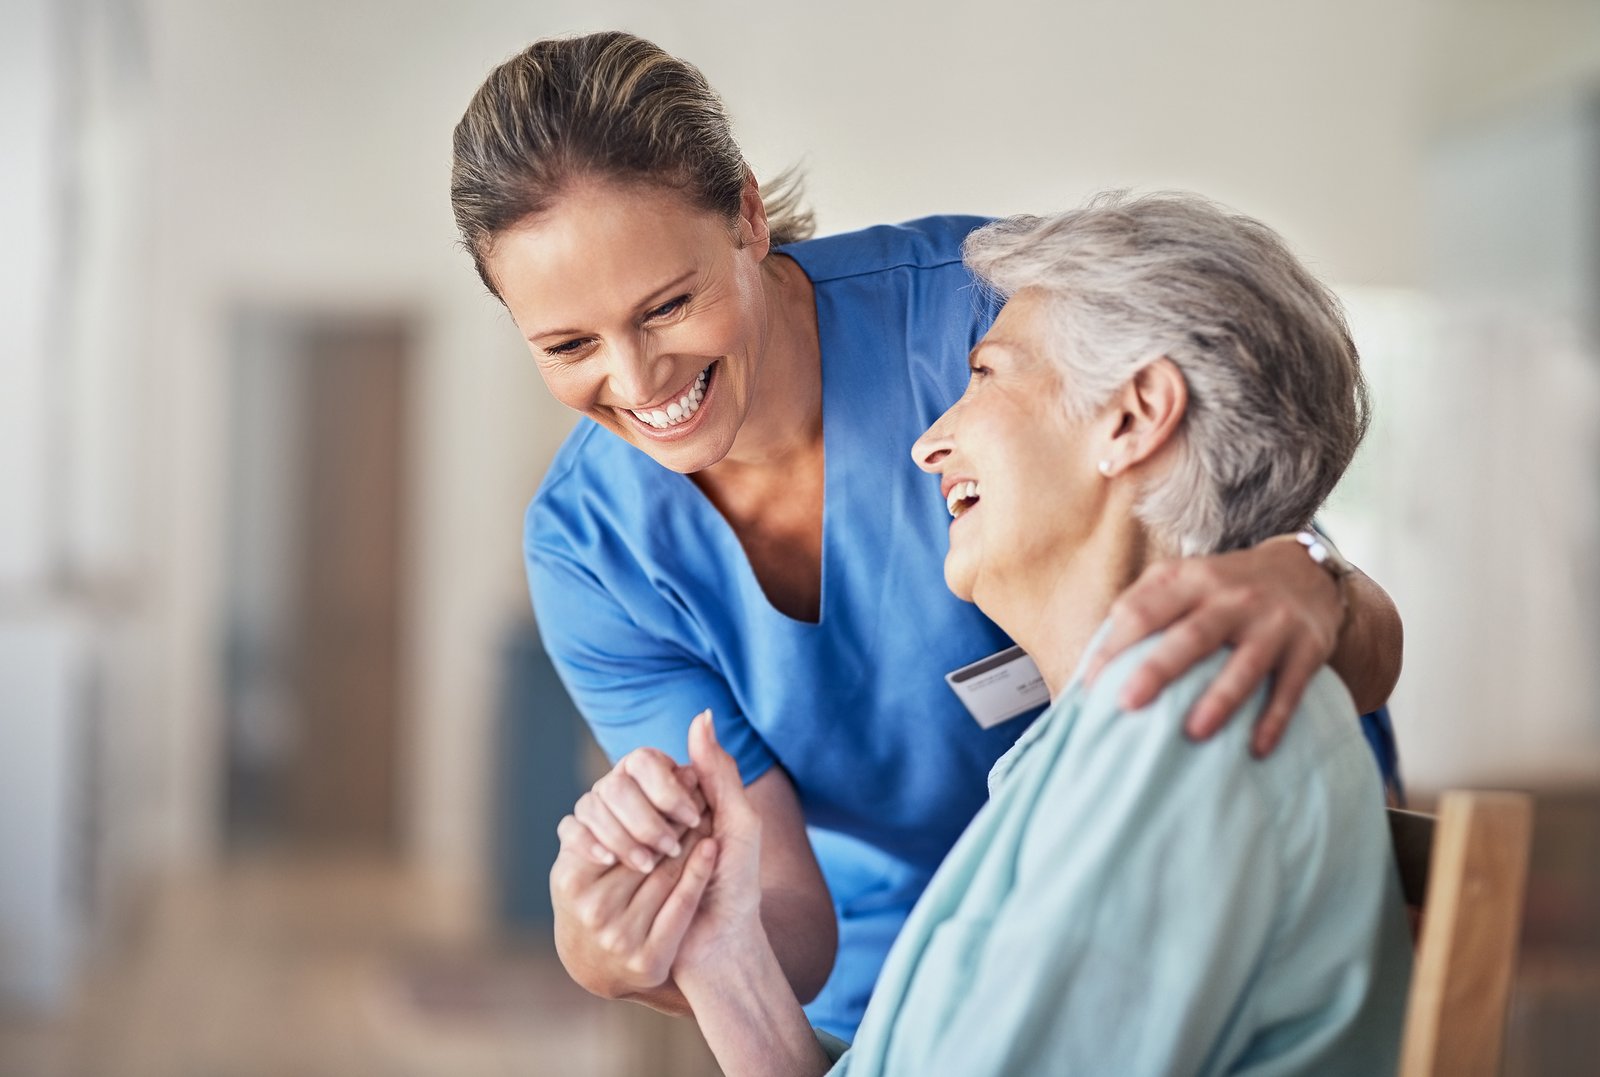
[549,811,717,1000]
[561,747,708,874]
[1083,533,1390,756]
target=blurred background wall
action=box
[3,0,1599,1073]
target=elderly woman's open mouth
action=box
[944,480,981,520]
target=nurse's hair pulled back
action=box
[451,30,814,296]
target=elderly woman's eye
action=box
[969,364,992,379]
[646,295,691,321]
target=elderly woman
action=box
[657,193,1414,1075]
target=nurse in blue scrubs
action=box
[450,32,1405,1041]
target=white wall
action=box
[0,0,58,589]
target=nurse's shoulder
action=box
[525,418,662,561]
[778,215,995,284]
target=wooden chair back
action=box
[1387,791,1534,1077]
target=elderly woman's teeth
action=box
[946,480,981,518]
[633,367,710,429]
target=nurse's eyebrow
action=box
[527,270,698,342]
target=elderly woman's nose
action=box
[913,417,955,473]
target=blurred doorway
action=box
[222,309,412,854]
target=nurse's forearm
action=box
[1329,567,1403,716]
[678,933,833,1077]
[759,884,838,1004]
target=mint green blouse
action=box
[824,627,1413,1075]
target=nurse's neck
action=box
[713,253,823,473]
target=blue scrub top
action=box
[524,216,1402,1040]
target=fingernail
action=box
[596,848,617,866]
[659,838,682,858]
[683,811,702,828]
[630,851,655,872]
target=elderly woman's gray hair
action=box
[963,191,1369,556]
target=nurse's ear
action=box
[736,169,772,259]
[1098,358,1188,477]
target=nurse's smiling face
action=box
[486,177,774,474]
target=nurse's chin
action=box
[624,418,738,476]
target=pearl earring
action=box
[1097,459,1112,476]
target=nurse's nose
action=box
[605,339,667,408]
[913,411,955,473]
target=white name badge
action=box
[945,646,1050,729]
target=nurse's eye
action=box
[544,337,593,358]
[644,295,690,321]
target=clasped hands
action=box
[551,711,765,1002]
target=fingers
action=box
[572,747,706,873]
[652,839,717,972]
[1182,636,1276,739]
[596,768,686,859]
[557,813,617,868]
[574,789,663,874]
[622,749,704,829]
[1117,595,1246,711]
[687,711,745,820]
[1083,560,1199,685]
[601,832,717,990]
[550,845,644,938]
[1251,639,1325,758]
[675,764,709,818]
[550,834,704,994]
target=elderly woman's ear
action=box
[1098,358,1188,479]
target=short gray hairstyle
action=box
[963,191,1370,555]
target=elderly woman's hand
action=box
[1081,534,1345,757]
[672,710,767,975]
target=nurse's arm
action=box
[1083,533,1403,753]
[551,765,837,1016]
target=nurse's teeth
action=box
[631,365,714,429]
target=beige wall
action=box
[72,0,1597,912]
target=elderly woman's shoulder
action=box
[1071,628,1372,800]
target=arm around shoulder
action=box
[1330,565,1403,716]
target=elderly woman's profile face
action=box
[486,179,772,474]
[913,290,1113,606]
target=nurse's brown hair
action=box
[451,31,813,297]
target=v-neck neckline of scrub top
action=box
[676,253,835,629]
